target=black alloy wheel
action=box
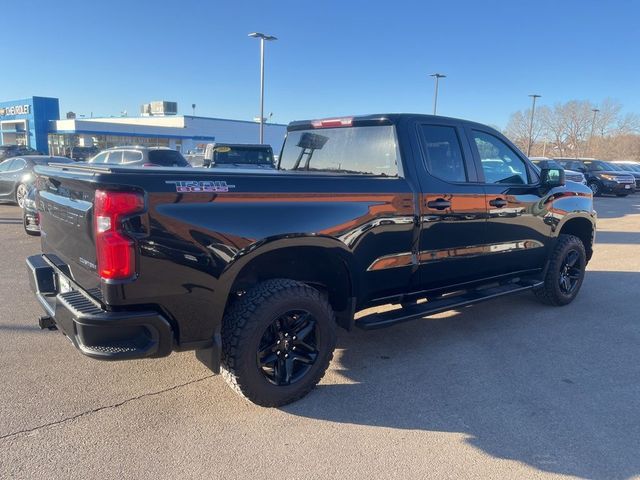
[588,181,601,196]
[534,234,586,306]
[558,249,581,295]
[221,278,337,407]
[257,310,319,386]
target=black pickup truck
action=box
[27,114,596,406]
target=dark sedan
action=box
[556,158,635,197]
[0,155,73,207]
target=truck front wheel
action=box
[221,279,337,407]
[534,234,586,306]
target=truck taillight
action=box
[311,117,353,128]
[94,190,144,280]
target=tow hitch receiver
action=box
[38,316,57,330]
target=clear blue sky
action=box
[2,0,638,129]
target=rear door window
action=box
[105,151,123,164]
[89,152,108,163]
[418,125,467,183]
[122,150,143,163]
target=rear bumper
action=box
[26,254,173,360]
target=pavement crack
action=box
[0,373,214,442]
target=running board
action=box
[356,280,543,330]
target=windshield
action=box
[279,125,399,176]
[583,160,615,171]
[214,147,274,165]
[530,159,561,170]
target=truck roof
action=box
[287,113,501,133]
[211,143,272,149]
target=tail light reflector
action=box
[94,190,144,280]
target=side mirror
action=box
[540,167,565,188]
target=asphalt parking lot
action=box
[1,196,639,480]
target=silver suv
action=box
[88,146,191,167]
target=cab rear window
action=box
[279,126,399,176]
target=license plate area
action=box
[625,184,631,189]
[57,274,72,294]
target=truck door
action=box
[467,127,549,277]
[412,119,491,291]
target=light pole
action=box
[248,32,277,144]
[430,73,446,115]
[589,108,600,156]
[527,94,541,156]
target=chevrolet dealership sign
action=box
[0,104,30,116]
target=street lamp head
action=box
[248,32,278,41]
[529,94,541,99]
[430,73,446,79]
[592,108,600,113]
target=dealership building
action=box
[0,97,287,155]
[0,97,60,152]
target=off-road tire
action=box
[534,234,586,306]
[221,279,337,407]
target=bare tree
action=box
[504,98,640,160]
[505,106,549,154]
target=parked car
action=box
[65,145,99,162]
[0,145,42,161]
[529,157,586,185]
[0,155,73,207]
[555,158,635,196]
[88,146,191,168]
[202,143,275,169]
[27,113,595,407]
[609,161,640,190]
[22,185,40,236]
[185,146,207,166]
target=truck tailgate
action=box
[37,167,101,291]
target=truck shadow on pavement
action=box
[284,270,640,480]
[0,217,23,225]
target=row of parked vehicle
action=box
[0,142,277,235]
[531,157,639,197]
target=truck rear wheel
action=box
[221,279,337,407]
[534,234,586,306]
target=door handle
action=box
[426,198,451,210]
[489,198,508,208]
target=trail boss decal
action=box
[166,180,236,193]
